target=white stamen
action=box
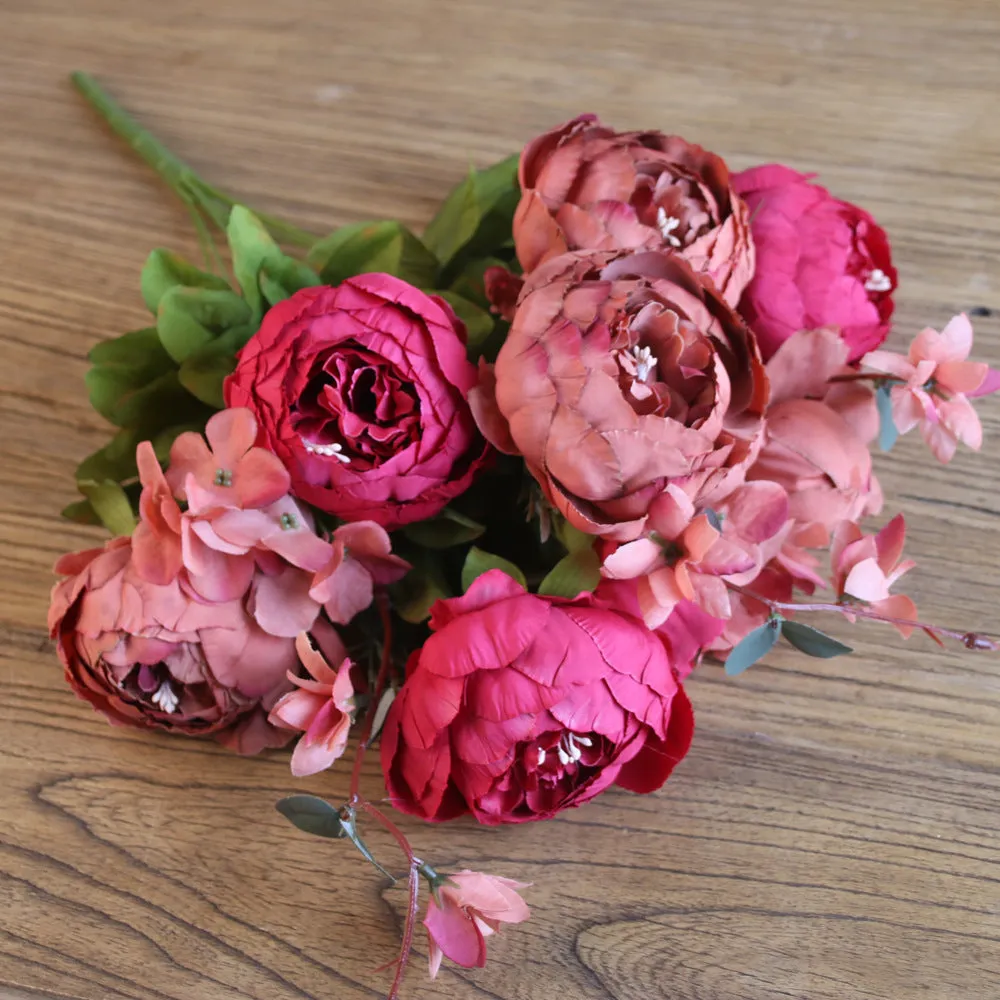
[536,747,546,766]
[557,746,571,767]
[151,680,179,713]
[656,207,683,247]
[865,268,892,293]
[574,735,593,748]
[629,345,656,383]
[303,439,351,464]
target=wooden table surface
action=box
[2,1,1000,997]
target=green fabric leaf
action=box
[460,546,527,592]
[369,688,397,744]
[140,249,231,314]
[75,427,145,485]
[401,508,486,549]
[449,255,508,311]
[423,154,520,275]
[78,479,137,536]
[61,498,101,526]
[389,547,451,623]
[176,324,254,409]
[537,547,601,598]
[156,286,251,364]
[259,255,323,308]
[554,519,597,554]
[433,291,495,354]
[85,327,178,426]
[876,384,899,452]
[227,205,284,319]
[275,795,346,839]
[781,621,854,658]
[725,619,783,676]
[307,220,438,288]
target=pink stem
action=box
[731,586,997,650]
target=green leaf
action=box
[402,507,486,549]
[554,519,597,554]
[389,547,451,623]
[460,546,527,592]
[423,167,479,270]
[259,255,323,308]
[307,220,438,288]
[338,812,395,880]
[434,290,495,355]
[449,255,508,311]
[724,619,783,676]
[61,498,101,526]
[227,205,284,319]
[876,385,898,452]
[275,795,346,839]
[141,249,231,313]
[176,324,253,409]
[85,328,178,425]
[157,286,251,363]
[537,547,601,599]
[78,479,136,536]
[369,688,397,744]
[781,621,854,659]
[75,427,144,485]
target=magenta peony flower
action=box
[380,570,693,824]
[423,870,531,978]
[477,249,768,541]
[225,277,490,528]
[514,114,754,305]
[732,164,896,361]
[48,538,298,754]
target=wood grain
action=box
[2,1,999,997]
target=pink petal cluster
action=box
[424,871,530,978]
[269,632,356,777]
[863,314,1000,463]
[831,516,917,637]
[732,165,896,361]
[514,114,754,305]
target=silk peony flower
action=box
[514,115,754,305]
[380,569,694,824]
[225,277,490,528]
[477,249,768,542]
[831,515,917,637]
[601,481,789,626]
[309,521,410,625]
[732,164,896,361]
[424,871,531,978]
[862,314,1000,463]
[269,632,356,776]
[48,537,298,754]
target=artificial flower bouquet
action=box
[49,75,998,997]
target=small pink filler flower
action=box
[862,314,1000,463]
[424,871,531,978]
[268,631,356,776]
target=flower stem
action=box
[70,71,319,248]
[731,586,997,650]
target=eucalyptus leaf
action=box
[781,620,854,658]
[537,547,601,599]
[157,286,251,363]
[724,619,783,676]
[876,384,899,452]
[276,794,346,839]
[460,547,527,592]
[78,479,137,536]
[307,220,437,288]
[141,248,231,313]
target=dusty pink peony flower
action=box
[268,632,356,776]
[831,515,916,638]
[225,278,490,528]
[732,164,896,361]
[381,569,694,824]
[424,870,531,978]
[48,537,298,754]
[478,249,769,542]
[514,115,754,305]
[862,314,1000,463]
[309,521,410,625]
[601,481,788,626]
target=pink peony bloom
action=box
[514,115,754,306]
[381,570,694,824]
[732,164,896,361]
[167,407,290,512]
[601,481,788,626]
[269,632,356,777]
[225,278,490,529]
[424,870,531,978]
[48,537,298,754]
[831,516,917,637]
[863,314,999,463]
[479,249,768,541]
[309,521,410,625]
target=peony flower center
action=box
[302,439,351,464]
[656,208,683,248]
[864,268,892,293]
[151,680,179,713]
